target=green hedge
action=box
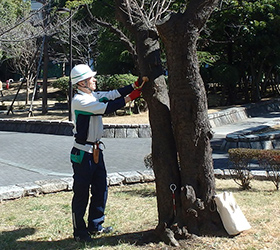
[52,76,69,98]
[96,74,137,91]
[229,148,280,163]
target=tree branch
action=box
[85,4,137,61]
[185,0,220,31]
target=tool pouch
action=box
[93,143,99,164]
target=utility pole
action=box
[58,7,73,121]
[42,35,49,114]
[42,3,50,115]
[68,8,73,121]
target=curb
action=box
[221,121,280,151]
[208,98,280,128]
[0,168,271,201]
[0,170,154,201]
[0,119,152,137]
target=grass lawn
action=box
[0,179,279,249]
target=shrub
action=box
[52,76,69,99]
[228,148,280,190]
[260,151,280,190]
[228,148,255,190]
[96,74,137,91]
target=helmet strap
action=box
[77,80,92,93]
[84,79,93,91]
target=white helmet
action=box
[70,64,97,85]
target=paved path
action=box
[0,134,151,187]
[1,110,280,187]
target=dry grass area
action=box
[102,112,149,124]
[0,179,279,250]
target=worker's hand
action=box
[133,76,149,90]
[128,89,141,101]
[133,78,140,88]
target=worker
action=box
[70,64,145,242]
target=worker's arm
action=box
[104,89,141,114]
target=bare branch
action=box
[117,0,174,29]
[86,4,137,59]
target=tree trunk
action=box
[156,0,223,240]
[136,30,188,247]
[115,0,223,246]
[25,79,30,105]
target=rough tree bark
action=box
[115,0,223,246]
[156,0,222,238]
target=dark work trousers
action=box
[70,147,108,238]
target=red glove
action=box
[134,78,140,88]
[128,89,141,101]
[134,76,149,90]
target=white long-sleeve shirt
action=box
[72,85,134,153]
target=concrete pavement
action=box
[0,134,151,187]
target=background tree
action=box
[0,0,31,64]
[51,16,99,73]
[0,0,43,104]
[96,28,135,74]
[202,0,280,104]
[64,0,138,75]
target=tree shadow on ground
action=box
[0,227,161,250]
[0,226,233,250]
[120,189,156,198]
